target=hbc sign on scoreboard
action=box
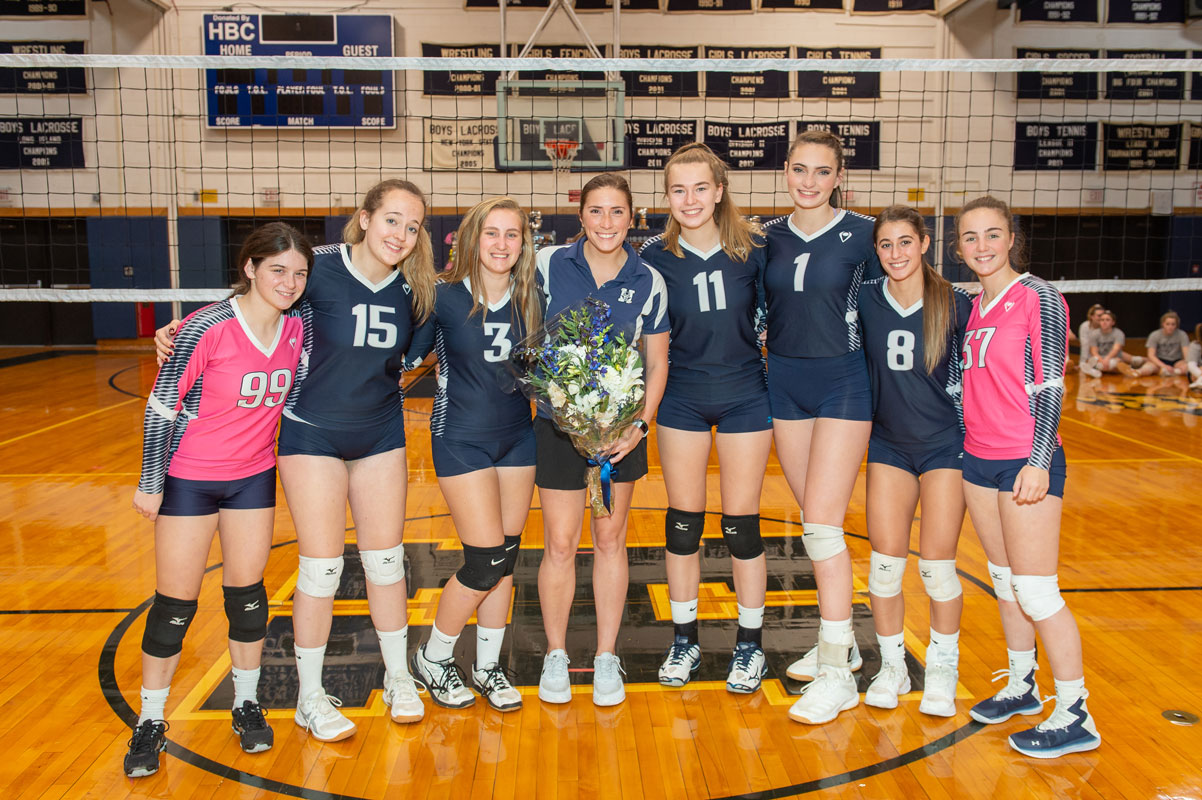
[204,14,394,128]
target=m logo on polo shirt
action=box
[618,288,636,304]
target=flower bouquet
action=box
[509,298,646,517]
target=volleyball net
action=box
[1,52,1200,312]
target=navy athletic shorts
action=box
[656,387,772,434]
[766,350,873,422]
[867,436,964,477]
[159,466,276,516]
[432,426,537,478]
[962,449,1067,498]
[533,416,647,491]
[277,411,407,461]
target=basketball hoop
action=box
[544,139,580,173]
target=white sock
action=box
[669,598,698,625]
[475,624,506,670]
[1007,647,1037,685]
[736,603,764,630]
[1054,676,1087,707]
[138,686,170,724]
[819,616,854,645]
[876,631,906,666]
[424,622,458,663]
[928,628,960,665]
[294,643,326,701]
[376,626,409,681]
[1189,363,1202,380]
[231,666,260,708]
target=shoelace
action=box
[595,656,625,682]
[387,673,425,702]
[729,644,762,676]
[988,666,1039,700]
[874,661,908,685]
[477,664,518,694]
[430,660,470,694]
[544,652,570,679]
[310,693,345,721]
[664,642,697,668]
[235,702,268,729]
[127,720,168,754]
[1035,697,1081,731]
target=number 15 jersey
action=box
[285,243,425,430]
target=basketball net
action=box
[543,139,580,173]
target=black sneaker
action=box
[472,663,523,712]
[231,700,274,753]
[123,719,168,778]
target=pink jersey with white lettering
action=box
[137,298,304,493]
[961,273,1068,469]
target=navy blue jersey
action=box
[640,234,766,401]
[284,244,426,429]
[858,276,973,448]
[409,279,533,440]
[762,210,879,358]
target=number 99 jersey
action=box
[138,297,304,494]
[284,243,424,429]
[408,279,534,441]
[858,277,973,449]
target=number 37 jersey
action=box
[138,297,304,494]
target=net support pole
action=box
[499,0,507,63]
[612,0,620,79]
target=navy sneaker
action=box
[726,641,767,694]
[123,719,168,778]
[658,636,701,687]
[969,667,1043,724]
[1008,695,1101,758]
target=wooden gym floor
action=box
[1,346,1201,799]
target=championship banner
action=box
[1014,121,1098,171]
[704,46,790,98]
[424,118,497,171]
[1015,49,1098,100]
[1102,122,1182,170]
[798,121,881,170]
[626,119,699,169]
[421,44,500,96]
[797,47,880,99]
[704,120,790,170]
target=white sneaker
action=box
[411,644,474,709]
[865,661,910,709]
[658,637,702,687]
[788,667,859,724]
[473,663,523,712]
[920,661,959,717]
[786,638,863,681]
[294,689,355,742]
[592,652,626,707]
[1080,362,1102,378]
[538,649,572,704]
[382,671,426,722]
[1131,356,1145,368]
[1190,377,1202,391]
[726,641,767,694]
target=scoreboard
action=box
[204,14,394,129]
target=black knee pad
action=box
[665,507,706,556]
[223,581,269,643]
[456,543,509,592]
[142,592,199,658]
[502,534,522,578]
[721,513,764,560]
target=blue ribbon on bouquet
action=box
[586,454,613,512]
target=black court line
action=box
[0,608,135,615]
[108,363,144,398]
[0,348,99,369]
[99,516,989,799]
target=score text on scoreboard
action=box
[204,14,395,129]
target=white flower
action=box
[546,381,567,409]
[596,405,617,429]
[574,390,601,416]
[567,382,580,396]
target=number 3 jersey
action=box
[138,297,304,493]
[410,279,534,441]
[284,243,425,430]
[858,277,973,449]
[961,272,1069,469]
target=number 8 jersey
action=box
[138,297,304,494]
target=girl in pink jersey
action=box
[125,223,312,778]
[956,196,1100,759]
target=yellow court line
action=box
[0,397,142,449]
[1061,415,1202,465]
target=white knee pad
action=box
[918,558,962,603]
[987,560,1015,602]
[360,543,405,586]
[868,551,907,597]
[1010,574,1066,622]
[296,555,344,598]
[801,523,847,562]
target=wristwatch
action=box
[632,419,649,438]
